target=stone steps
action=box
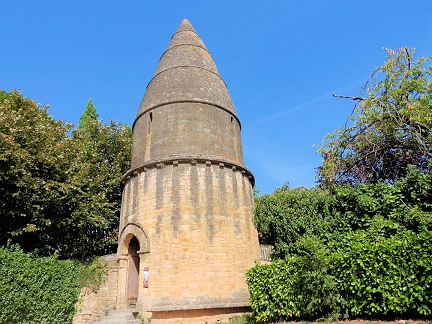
[93,309,141,324]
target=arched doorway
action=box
[127,236,140,307]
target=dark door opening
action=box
[127,236,140,307]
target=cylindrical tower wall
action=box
[119,161,259,310]
[131,103,243,169]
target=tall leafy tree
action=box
[69,115,132,257]
[0,90,132,258]
[0,90,75,254]
[318,48,432,186]
[64,100,132,258]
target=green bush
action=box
[247,227,432,322]
[254,187,342,258]
[247,235,340,322]
[332,227,432,317]
[254,168,432,260]
[332,167,432,234]
[0,245,105,324]
[249,169,432,322]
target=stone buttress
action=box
[116,19,260,322]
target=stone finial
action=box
[175,19,195,33]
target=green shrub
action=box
[247,235,340,322]
[332,228,432,317]
[333,168,432,234]
[253,168,432,261]
[0,245,106,324]
[249,169,432,321]
[247,228,432,322]
[254,187,343,258]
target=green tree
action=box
[78,98,99,131]
[0,90,76,255]
[68,118,132,257]
[254,185,339,258]
[318,47,432,186]
[0,90,132,258]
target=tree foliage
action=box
[254,185,339,258]
[255,167,432,260]
[250,169,432,321]
[68,115,132,257]
[78,98,99,131]
[0,90,132,258]
[0,90,74,255]
[318,48,432,186]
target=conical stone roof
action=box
[135,19,237,122]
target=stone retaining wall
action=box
[73,255,119,324]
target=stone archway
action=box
[127,236,140,307]
[118,223,150,255]
[117,223,150,309]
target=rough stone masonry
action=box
[116,19,260,323]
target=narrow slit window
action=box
[148,112,153,134]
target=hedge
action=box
[250,168,432,321]
[0,245,103,324]
[332,228,432,317]
[246,228,432,322]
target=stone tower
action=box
[117,19,260,322]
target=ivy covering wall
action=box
[0,246,105,324]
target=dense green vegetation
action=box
[254,168,432,260]
[249,169,432,322]
[0,90,132,258]
[248,49,432,322]
[0,245,106,324]
[0,92,127,322]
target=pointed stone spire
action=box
[155,19,217,76]
[165,19,209,53]
[174,18,195,33]
[135,19,236,121]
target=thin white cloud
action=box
[251,94,328,125]
[251,76,367,125]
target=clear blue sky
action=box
[2,1,432,193]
